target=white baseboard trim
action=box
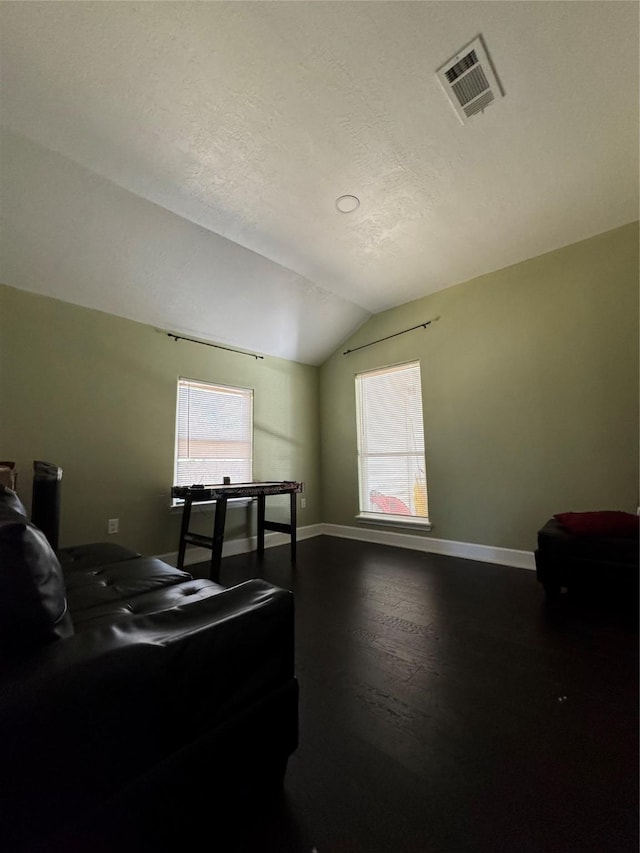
[158,521,535,571]
[321,523,536,571]
[158,523,325,568]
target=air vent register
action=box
[436,35,503,124]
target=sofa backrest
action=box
[0,486,73,659]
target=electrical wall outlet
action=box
[108,518,119,535]
[300,498,306,508]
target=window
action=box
[355,361,429,526]
[174,377,253,489]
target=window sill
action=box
[170,498,253,514]
[355,512,432,532]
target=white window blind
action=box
[174,378,253,487]
[355,361,429,522]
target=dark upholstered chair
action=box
[535,511,639,599]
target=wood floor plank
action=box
[189,535,638,853]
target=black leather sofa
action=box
[0,485,298,852]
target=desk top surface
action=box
[172,481,303,501]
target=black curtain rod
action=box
[342,319,435,355]
[167,333,264,360]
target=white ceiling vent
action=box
[436,35,503,124]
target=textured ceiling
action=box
[1,1,638,364]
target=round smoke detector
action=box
[335,194,360,213]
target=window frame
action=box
[354,360,431,531]
[171,376,254,509]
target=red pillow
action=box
[554,511,639,537]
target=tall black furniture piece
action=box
[30,461,141,568]
[172,480,304,583]
[31,460,63,551]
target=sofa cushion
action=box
[65,557,193,616]
[71,577,226,629]
[0,510,74,654]
[59,542,142,573]
[554,510,639,538]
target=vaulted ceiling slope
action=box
[1,2,638,365]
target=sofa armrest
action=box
[0,579,295,842]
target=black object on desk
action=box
[171,481,304,583]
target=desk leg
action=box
[257,494,266,556]
[290,490,297,564]
[177,499,192,571]
[210,497,228,584]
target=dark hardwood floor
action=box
[190,536,638,853]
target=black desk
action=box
[171,481,304,583]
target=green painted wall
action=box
[2,222,637,558]
[319,222,639,552]
[0,285,320,554]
